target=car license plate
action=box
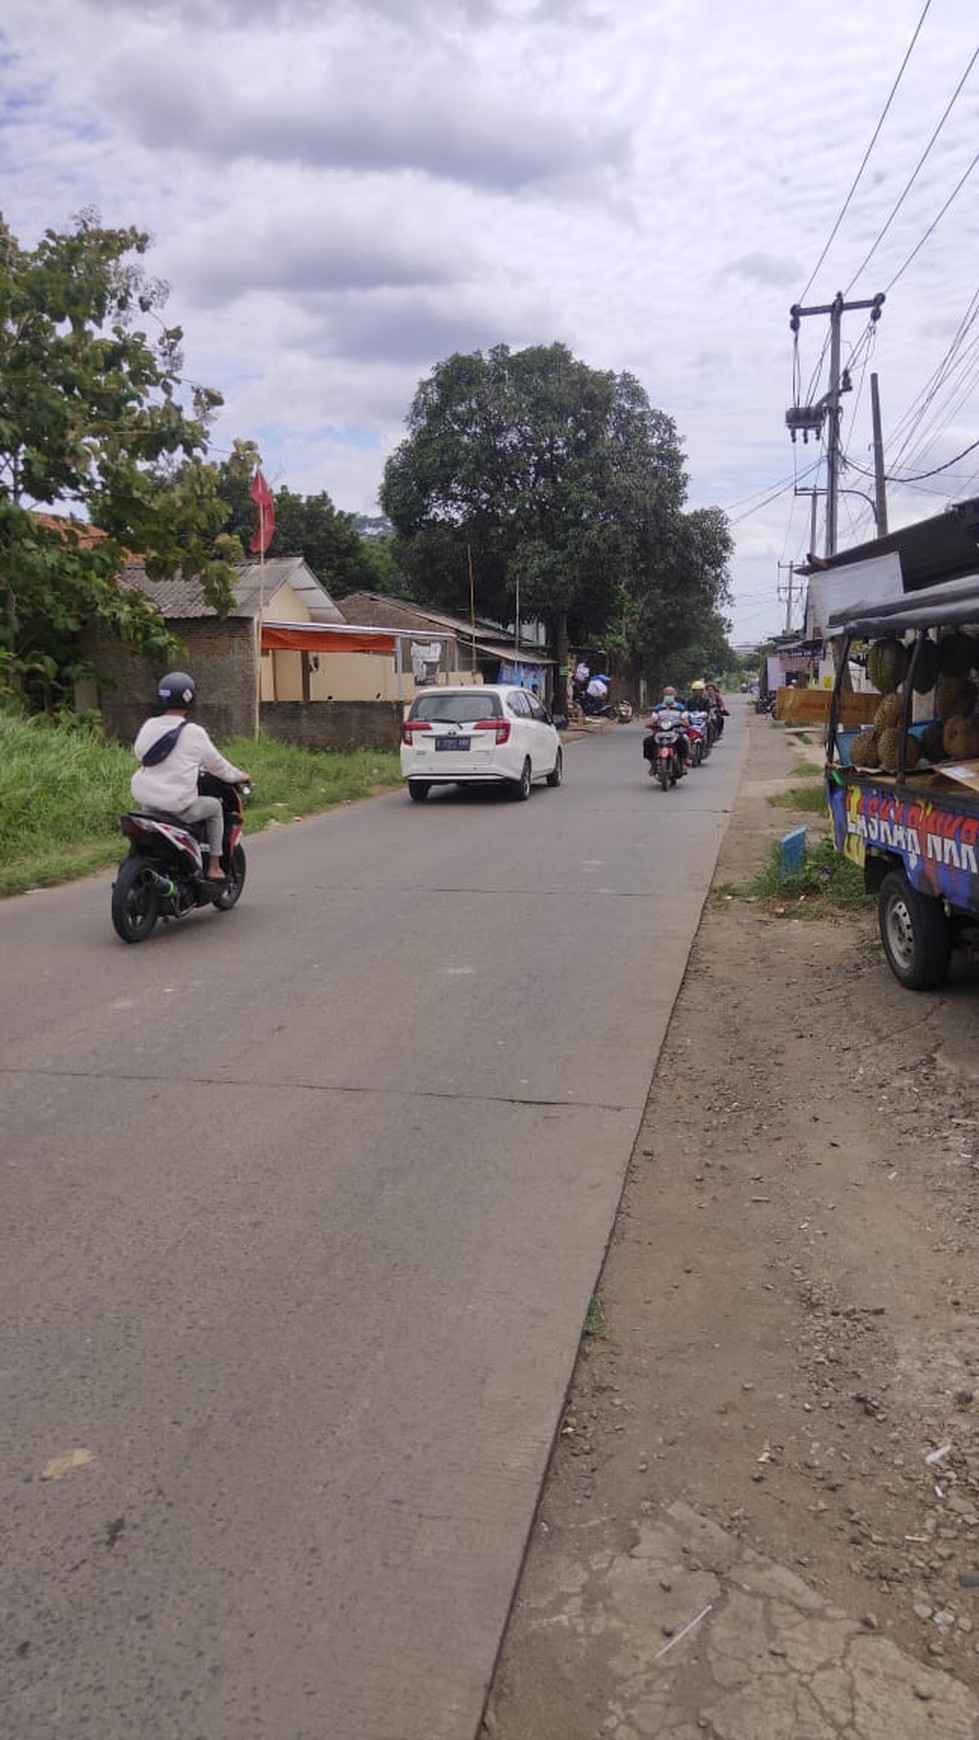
[435,736,470,750]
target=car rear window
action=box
[409,692,503,722]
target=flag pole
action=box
[256,503,265,740]
[468,542,477,678]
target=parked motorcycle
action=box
[111,773,249,944]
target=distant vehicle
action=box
[400,684,564,802]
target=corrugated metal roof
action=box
[805,496,979,592]
[122,558,345,622]
[338,591,508,639]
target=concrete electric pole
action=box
[787,291,885,558]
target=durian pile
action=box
[849,630,979,772]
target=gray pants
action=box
[181,795,224,861]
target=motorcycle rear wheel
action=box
[111,856,160,944]
[658,764,671,791]
[214,844,246,911]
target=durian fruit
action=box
[942,713,979,759]
[874,691,904,732]
[911,635,941,694]
[938,632,977,678]
[919,720,945,763]
[937,674,978,721]
[849,729,880,768]
[867,636,910,693]
[876,726,901,772]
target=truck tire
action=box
[877,869,951,991]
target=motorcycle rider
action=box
[131,672,250,884]
[642,685,690,774]
[705,681,729,737]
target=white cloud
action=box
[2,0,978,637]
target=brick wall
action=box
[261,700,403,752]
[97,619,258,744]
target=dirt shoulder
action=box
[484,706,979,1739]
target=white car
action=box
[400,684,564,802]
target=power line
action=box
[797,0,933,303]
[724,457,821,514]
[847,433,979,483]
[888,284,979,456]
[844,42,979,292]
[884,149,979,293]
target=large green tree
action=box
[0,211,242,706]
[623,503,734,692]
[380,343,691,678]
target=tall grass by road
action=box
[0,710,402,898]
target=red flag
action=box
[250,469,275,554]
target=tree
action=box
[622,504,734,693]
[215,453,403,598]
[0,211,242,707]
[381,343,691,680]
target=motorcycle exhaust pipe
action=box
[151,872,176,896]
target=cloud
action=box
[726,252,802,288]
[3,0,979,641]
[105,52,626,195]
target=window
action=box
[410,692,502,723]
[507,691,531,717]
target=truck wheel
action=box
[878,869,950,990]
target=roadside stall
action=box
[824,575,979,990]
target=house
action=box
[95,557,346,742]
[336,591,554,702]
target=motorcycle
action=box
[649,723,686,791]
[615,699,633,723]
[111,773,249,944]
[686,709,709,766]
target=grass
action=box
[788,758,824,779]
[0,709,402,897]
[750,831,874,916]
[583,1295,607,1339]
[768,781,832,813]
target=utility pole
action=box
[870,372,888,538]
[795,485,822,561]
[777,560,796,633]
[787,291,885,558]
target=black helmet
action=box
[157,670,196,709]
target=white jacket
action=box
[131,716,247,813]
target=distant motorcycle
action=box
[615,699,633,723]
[686,709,709,765]
[111,774,249,944]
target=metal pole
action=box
[467,543,477,677]
[870,372,888,537]
[825,292,843,558]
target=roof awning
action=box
[261,622,398,654]
[829,571,979,637]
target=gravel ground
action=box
[484,704,979,1738]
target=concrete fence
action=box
[260,700,404,752]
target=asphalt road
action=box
[1,713,746,1740]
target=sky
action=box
[1,0,977,645]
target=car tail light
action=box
[475,719,510,745]
[402,719,432,744]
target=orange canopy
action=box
[261,624,397,655]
